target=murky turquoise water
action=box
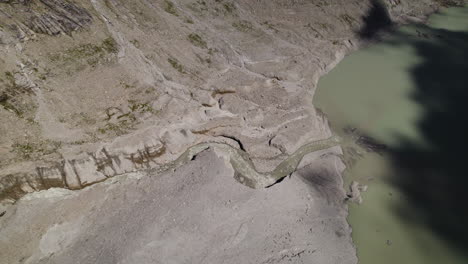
[314,4,468,264]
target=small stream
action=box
[314,4,468,264]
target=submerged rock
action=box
[346,181,368,204]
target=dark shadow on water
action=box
[381,18,468,257]
[357,0,393,39]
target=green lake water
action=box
[313,4,468,264]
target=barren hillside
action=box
[0,0,456,263]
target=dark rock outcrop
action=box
[0,0,92,37]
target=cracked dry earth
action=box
[0,0,446,263]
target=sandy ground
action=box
[0,148,355,264]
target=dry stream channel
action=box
[314,4,468,264]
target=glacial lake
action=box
[313,4,468,264]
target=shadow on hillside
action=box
[357,0,393,39]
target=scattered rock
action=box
[346,181,368,204]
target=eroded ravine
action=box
[0,135,340,209]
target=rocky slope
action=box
[0,0,457,263]
[0,0,444,208]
